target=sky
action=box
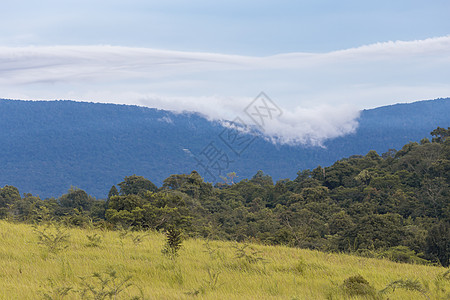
[1,0,450,144]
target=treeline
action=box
[1,127,449,266]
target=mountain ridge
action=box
[0,97,449,198]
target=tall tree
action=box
[426,221,450,267]
[118,175,158,196]
[108,185,119,199]
[431,126,450,143]
[58,187,92,211]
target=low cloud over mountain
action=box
[1,36,450,144]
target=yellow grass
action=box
[0,220,448,299]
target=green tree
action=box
[329,211,354,236]
[11,193,41,221]
[141,192,191,230]
[425,221,450,267]
[0,185,21,218]
[355,169,372,185]
[250,170,273,187]
[118,175,158,196]
[352,213,405,250]
[108,185,119,199]
[106,191,192,230]
[107,194,145,212]
[58,187,92,211]
[431,126,450,143]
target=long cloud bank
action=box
[1,36,450,145]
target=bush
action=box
[378,246,429,264]
[34,223,70,254]
[342,275,379,299]
[380,279,430,300]
[162,227,183,258]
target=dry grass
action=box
[0,220,448,299]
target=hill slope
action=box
[0,220,448,299]
[0,98,449,198]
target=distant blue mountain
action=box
[0,98,449,198]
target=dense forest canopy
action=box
[1,127,449,267]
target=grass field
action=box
[0,220,448,299]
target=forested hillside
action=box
[0,98,449,198]
[1,127,449,267]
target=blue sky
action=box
[2,0,449,53]
[1,0,450,144]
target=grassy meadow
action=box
[0,220,448,299]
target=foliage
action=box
[0,185,21,218]
[42,279,72,300]
[378,246,429,265]
[161,227,183,258]
[118,175,158,196]
[426,221,450,267]
[233,243,265,264]
[431,126,450,143]
[341,275,379,299]
[203,268,221,290]
[380,279,431,300]
[130,232,149,246]
[58,187,93,211]
[34,223,70,254]
[107,185,119,200]
[85,233,102,247]
[79,269,139,300]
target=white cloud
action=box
[258,105,360,146]
[157,115,174,124]
[1,36,449,145]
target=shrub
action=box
[378,246,429,264]
[85,233,102,247]
[380,279,430,300]
[162,227,183,258]
[341,275,379,299]
[79,269,140,299]
[233,243,265,264]
[34,223,70,254]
